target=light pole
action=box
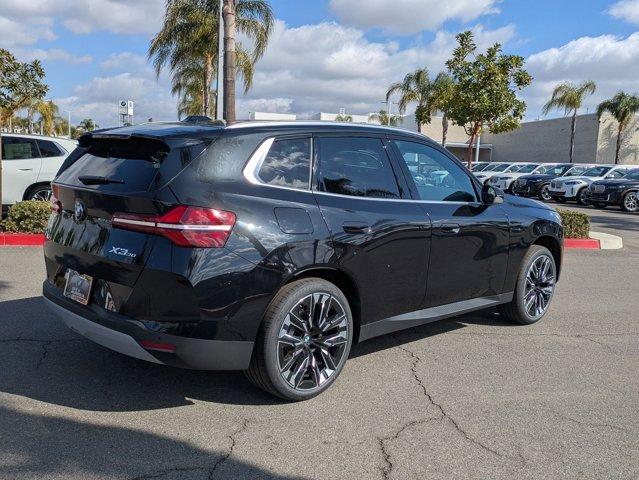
[216,0,224,121]
[381,100,398,125]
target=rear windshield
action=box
[56,135,212,193]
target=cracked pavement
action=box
[1,206,638,479]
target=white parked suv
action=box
[1,134,77,208]
[487,163,546,192]
[473,162,520,184]
[548,165,634,205]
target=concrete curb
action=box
[589,231,623,250]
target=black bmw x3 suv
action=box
[43,120,563,400]
[585,168,639,212]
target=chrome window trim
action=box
[243,137,483,206]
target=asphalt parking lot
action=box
[1,205,638,480]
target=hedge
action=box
[1,200,51,234]
[557,209,590,239]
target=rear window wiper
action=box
[78,175,125,185]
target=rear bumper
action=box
[43,281,254,370]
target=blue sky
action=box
[1,0,639,127]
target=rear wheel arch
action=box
[283,267,362,344]
[23,182,52,201]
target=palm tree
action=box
[36,99,58,136]
[429,72,454,147]
[170,52,254,119]
[386,68,434,133]
[542,81,596,162]
[335,114,353,122]
[369,110,402,126]
[597,92,639,164]
[149,0,273,120]
[79,118,98,132]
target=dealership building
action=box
[249,110,639,166]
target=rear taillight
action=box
[112,205,236,248]
[50,184,61,213]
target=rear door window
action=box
[258,137,311,189]
[315,137,401,199]
[37,139,65,157]
[1,137,39,160]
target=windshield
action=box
[471,162,489,171]
[581,166,612,177]
[564,166,589,176]
[516,164,541,174]
[625,169,639,180]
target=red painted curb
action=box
[564,238,601,250]
[0,233,45,246]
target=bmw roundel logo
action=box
[74,199,87,222]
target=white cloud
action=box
[329,0,500,34]
[0,0,164,36]
[240,20,515,117]
[0,15,55,47]
[524,33,639,117]
[608,0,639,25]
[17,48,92,64]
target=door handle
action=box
[439,223,461,235]
[343,222,370,234]
[18,168,34,171]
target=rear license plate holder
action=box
[63,269,94,305]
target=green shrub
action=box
[557,209,590,239]
[1,200,51,234]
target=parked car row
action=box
[1,133,77,210]
[471,161,639,213]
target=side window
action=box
[37,139,65,158]
[258,138,311,189]
[316,137,400,199]
[608,170,624,179]
[1,137,39,160]
[392,140,478,202]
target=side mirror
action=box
[482,184,504,204]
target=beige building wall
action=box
[596,114,639,165]
[421,113,639,165]
[420,118,470,144]
[483,114,600,164]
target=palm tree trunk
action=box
[203,55,214,116]
[442,112,448,148]
[615,123,623,165]
[569,111,577,163]
[223,0,237,124]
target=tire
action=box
[576,187,589,205]
[538,184,552,202]
[245,278,353,401]
[554,196,566,204]
[26,184,52,202]
[499,245,557,325]
[620,191,639,213]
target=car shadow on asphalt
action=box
[0,404,307,479]
[0,296,512,412]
